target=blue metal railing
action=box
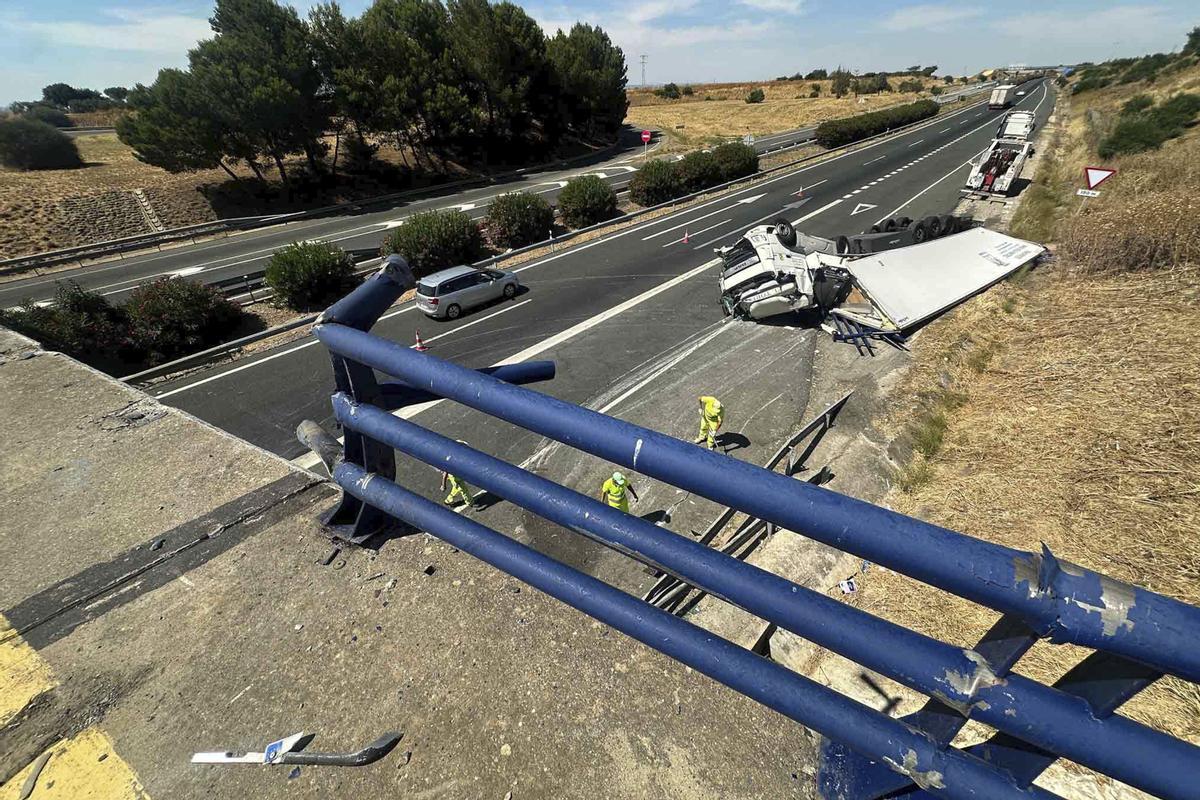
[301,260,1200,800]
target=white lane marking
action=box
[154,298,534,400]
[794,199,842,224]
[874,159,972,224]
[850,202,878,216]
[863,155,885,165]
[642,193,764,240]
[939,127,951,133]
[293,258,724,469]
[907,139,924,147]
[597,323,735,415]
[171,267,205,278]
[663,218,731,247]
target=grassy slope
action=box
[853,62,1200,766]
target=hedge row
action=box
[628,142,759,207]
[0,279,242,374]
[814,99,939,148]
[0,118,83,170]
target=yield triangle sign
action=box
[850,202,877,216]
[1084,166,1116,190]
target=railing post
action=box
[312,257,414,543]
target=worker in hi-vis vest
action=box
[441,440,477,508]
[600,471,639,513]
[695,395,724,449]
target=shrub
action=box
[486,191,554,248]
[710,142,759,182]
[745,88,765,104]
[810,83,821,94]
[1072,75,1111,94]
[628,159,682,206]
[265,241,358,310]
[896,79,924,93]
[814,99,938,147]
[805,69,828,80]
[23,105,72,127]
[681,85,694,96]
[0,282,131,372]
[381,209,483,276]
[556,174,618,228]
[809,90,820,98]
[675,151,721,194]
[0,118,83,170]
[930,85,942,96]
[1121,94,1154,116]
[655,82,681,100]
[1098,93,1200,158]
[124,278,243,363]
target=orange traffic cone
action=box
[682,229,689,244]
[413,330,429,351]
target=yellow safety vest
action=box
[601,478,628,507]
[699,396,724,425]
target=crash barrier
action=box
[299,261,1200,800]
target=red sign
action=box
[1084,166,1116,190]
[641,130,652,143]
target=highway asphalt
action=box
[152,81,1051,448]
[0,123,818,308]
[142,81,1053,581]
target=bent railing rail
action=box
[300,261,1200,800]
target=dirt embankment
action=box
[837,64,1200,781]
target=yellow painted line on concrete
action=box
[0,727,149,800]
[0,615,56,728]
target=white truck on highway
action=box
[988,84,1017,109]
[716,217,1044,332]
[963,110,1036,197]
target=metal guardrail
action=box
[297,260,1200,800]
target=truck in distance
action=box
[988,84,1016,109]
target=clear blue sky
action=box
[1,0,1195,104]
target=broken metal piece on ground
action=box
[192,731,402,767]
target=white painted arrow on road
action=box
[850,202,878,216]
[455,203,477,212]
[381,219,406,229]
[172,266,205,277]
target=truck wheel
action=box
[897,216,913,229]
[869,224,882,234]
[835,235,851,254]
[882,218,897,232]
[774,218,797,247]
[910,220,929,243]
[923,215,942,238]
[939,214,956,236]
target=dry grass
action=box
[624,78,945,147]
[850,64,1200,759]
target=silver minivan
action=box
[414,266,521,319]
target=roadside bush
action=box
[681,85,694,96]
[556,174,618,228]
[1072,75,1112,94]
[896,79,924,93]
[810,83,821,94]
[486,191,554,248]
[1121,94,1154,116]
[675,151,721,193]
[745,88,765,104]
[628,159,682,207]
[930,85,942,96]
[814,99,938,147]
[23,105,72,127]
[0,282,131,372]
[710,142,759,182]
[125,278,243,363]
[1098,93,1200,158]
[0,118,83,170]
[381,208,483,276]
[265,241,358,310]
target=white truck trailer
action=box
[988,84,1016,109]
[963,110,1036,197]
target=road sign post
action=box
[1077,166,1116,214]
[641,129,651,157]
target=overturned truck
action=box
[717,216,1044,336]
